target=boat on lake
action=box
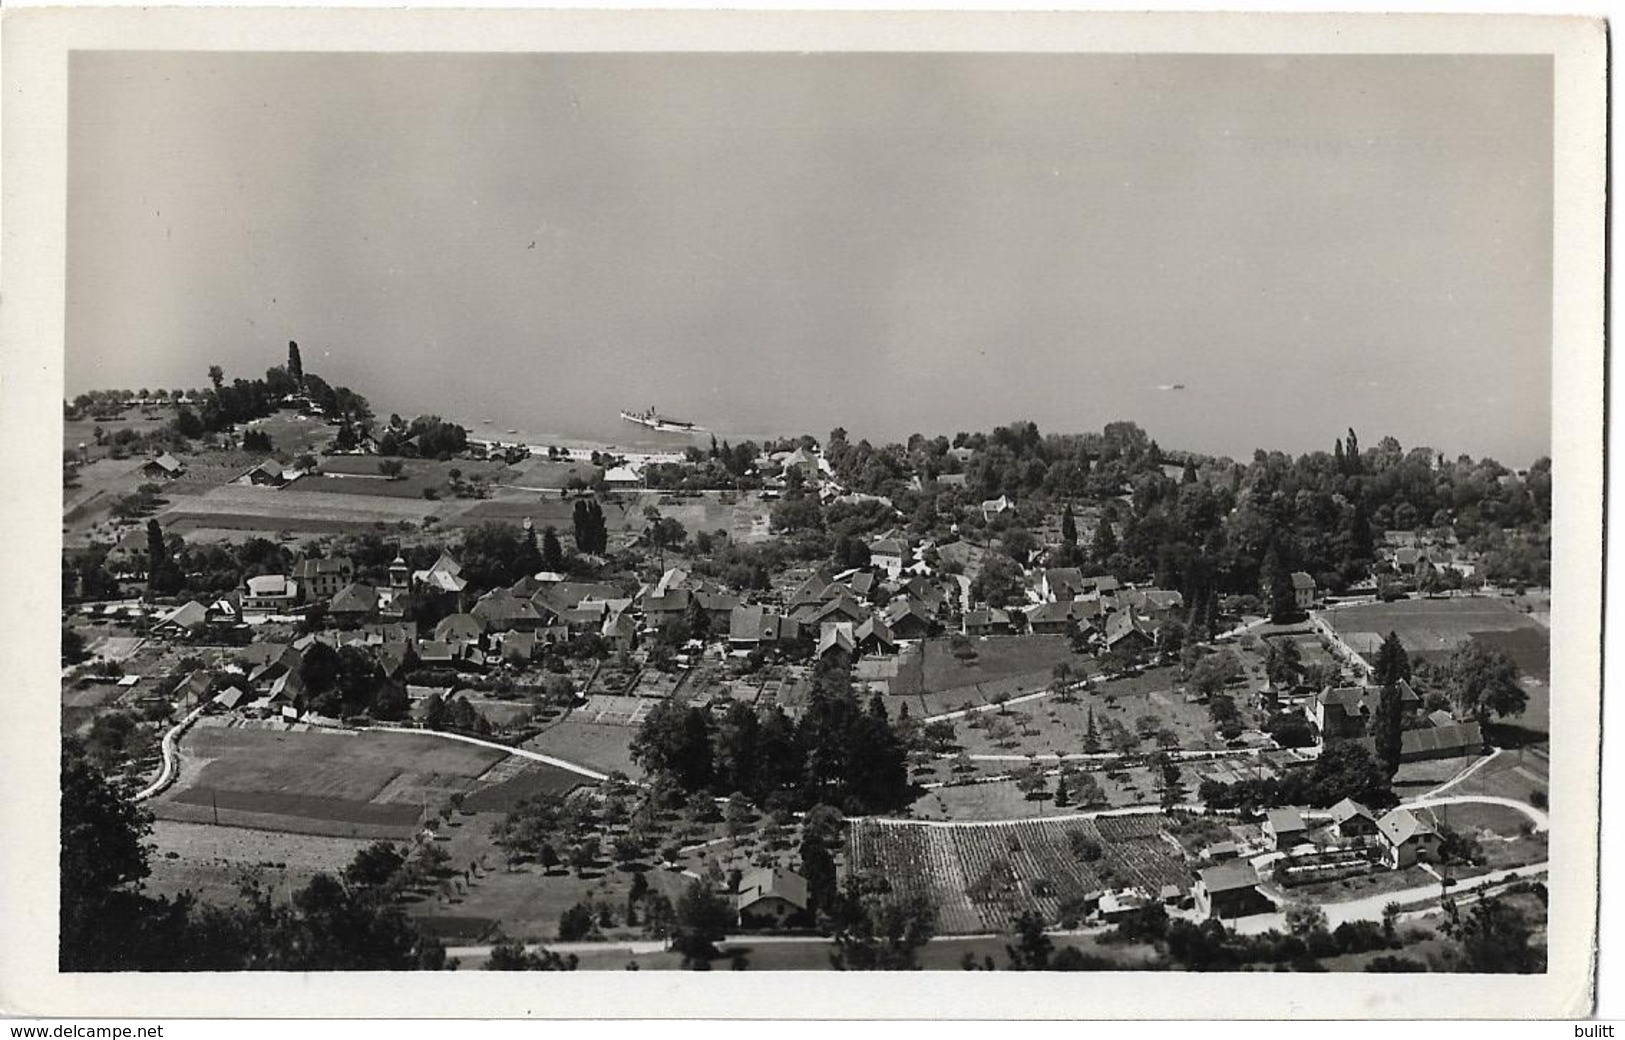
[620,407,705,434]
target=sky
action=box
[66,52,1553,464]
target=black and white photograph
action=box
[0,7,1606,1022]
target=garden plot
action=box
[846,815,1191,934]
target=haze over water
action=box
[67,53,1553,466]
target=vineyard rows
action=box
[846,815,1194,934]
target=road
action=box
[1229,861,1549,935]
[132,703,208,802]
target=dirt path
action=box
[361,725,610,781]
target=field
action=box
[890,634,1083,708]
[144,820,377,907]
[523,719,640,777]
[293,457,518,500]
[945,665,1240,757]
[1437,746,1550,805]
[913,768,1164,820]
[846,814,1192,934]
[157,483,446,538]
[155,724,513,839]
[1326,596,1548,675]
[237,411,339,456]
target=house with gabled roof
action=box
[817,622,857,660]
[869,535,914,579]
[963,607,1013,638]
[1039,567,1085,603]
[142,453,186,481]
[243,460,289,487]
[693,590,741,630]
[602,610,638,651]
[1329,797,1379,841]
[472,590,546,633]
[327,582,380,624]
[210,685,249,712]
[1192,861,1274,921]
[854,615,897,655]
[1103,608,1157,654]
[786,567,836,611]
[737,867,809,928]
[1308,681,1421,743]
[433,613,484,646]
[981,494,1014,523]
[881,597,936,640]
[154,600,210,637]
[1374,807,1439,869]
[414,553,467,594]
[1263,807,1308,851]
[1025,601,1088,637]
[1120,587,1186,616]
[501,629,537,665]
[729,604,795,650]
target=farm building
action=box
[141,453,186,480]
[729,604,795,649]
[153,600,210,637]
[1193,861,1274,921]
[1397,721,1484,763]
[881,598,936,640]
[327,582,380,624]
[243,460,289,487]
[1263,808,1308,851]
[433,613,484,646]
[736,868,809,928]
[963,607,1013,637]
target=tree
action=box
[145,518,180,597]
[971,553,1024,609]
[541,527,564,572]
[1446,642,1528,724]
[487,936,578,971]
[1372,682,1406,780]
[1451,895,1540,973]
[557,902,598,942]
[672,880,735,964]
[1005,911,1054,970]
[1060,504,1077,546]
[1373,631,1412,688]
[1262,539,1297,622]
[378,459,405,480]
[343,842,406,892]
[1190,650,1242,699]
[287,341,304,388]
[1091,515,1117,564]
[827,873,938,971]
[60,741,162,969]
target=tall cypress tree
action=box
[145,518,176,598]
[1091,516,1117,564]
[542,527,564,572]
[1060,504,1077,546]
[1262,539,1297,622]
[287,341,304,388]
[1371,632,1410,778]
